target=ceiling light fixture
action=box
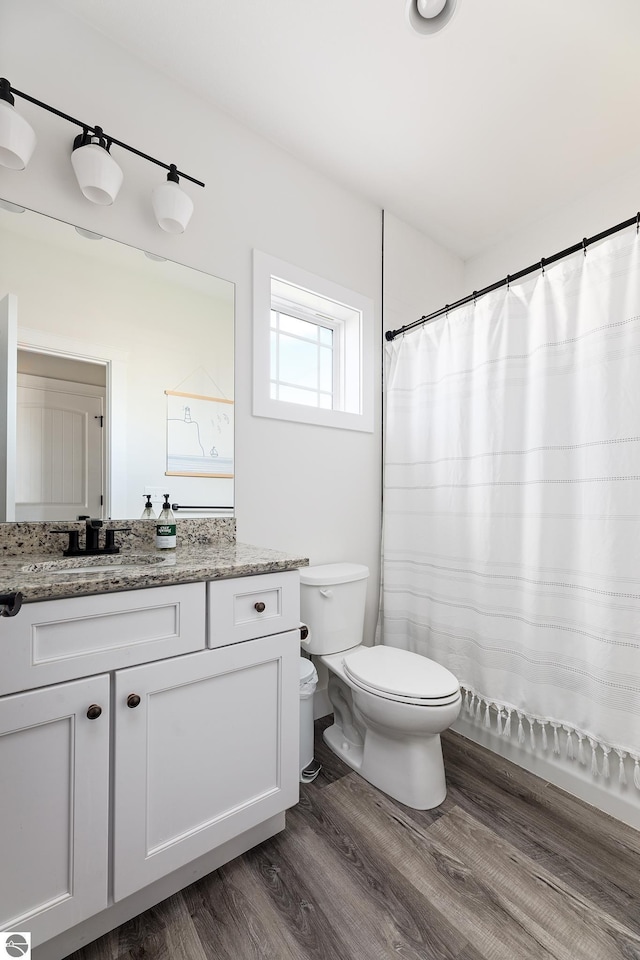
[406,0,459,35]
[0,77,204,231]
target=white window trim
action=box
[253,250,374,433]
[270,304,338,409]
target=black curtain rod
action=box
[6,81,205,188]
[385,211,640,342]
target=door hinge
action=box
[100,494,104,506]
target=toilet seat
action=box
[343,645,460,706]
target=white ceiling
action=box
[54,0,640,259]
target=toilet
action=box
[300,562,462,809]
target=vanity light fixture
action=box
[406,0,459,35]
[74,226,103,240]
[0,197,25,213]
[0,77,204,231]
[0,78,37,169]
[151,164,194,234]
[71,127,123,206]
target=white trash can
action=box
[299,656,320,782]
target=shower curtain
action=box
[382,229,640,788]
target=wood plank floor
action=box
[69,721,640,960]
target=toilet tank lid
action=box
[299,562,369,586]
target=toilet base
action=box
[323,720,447,810]
[323,720,364,772]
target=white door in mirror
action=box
[16,375,104,521]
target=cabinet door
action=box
[113,630,299,901]
[0,675,109,946]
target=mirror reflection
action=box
[0,201,234,521]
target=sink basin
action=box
[22,555,167,575]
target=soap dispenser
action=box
[156,494,177,549]
[140,494,155,519]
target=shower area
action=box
[381,216,640,815]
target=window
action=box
[253,251,374,432]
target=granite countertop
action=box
[0,542,309,603]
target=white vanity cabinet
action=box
[0,569,301,958]
[0,674,110,944]
[113,630,299,901]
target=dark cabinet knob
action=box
[254,601,266,613]
[127,694,141,708]
[86,704,102,720]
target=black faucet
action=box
[51,517,131,556]
[84,518,103,552]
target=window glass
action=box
[279,384,320,407]
[278,312,318,340]
[319,347,333,393]
[277,333,318,389]
[254,251,374,432]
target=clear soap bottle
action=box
[156,494,177,550]
[140,494,155,519]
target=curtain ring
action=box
[540,257,545,276]
[506,274,510,291]
[473,290,478,305]
[636,212,639,234]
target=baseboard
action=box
[452,715,640,831]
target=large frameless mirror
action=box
[0,201,234,521]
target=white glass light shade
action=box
[152,179,194,234]
[0,199,25,213]
[71,142,123,205]
[0,98,37,170]
[74,226,103,240]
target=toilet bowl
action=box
[300,563,462,810]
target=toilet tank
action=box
[300,563,369,655]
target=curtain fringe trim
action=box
[459,685,640,792]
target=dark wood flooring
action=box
[69,720,640,960]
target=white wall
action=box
[464,161,640,292]
[18,351,106,387]
[383,212,465,338]
[0,0,383,638]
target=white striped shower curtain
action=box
[382,229,640,787]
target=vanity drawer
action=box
[0,582,206,696]
[207,571,300,647]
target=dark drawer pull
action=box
[87,704,102,720]
[0,592,23,617]
[254,601,266,613]
[127,694,141,708]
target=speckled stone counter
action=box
[0,519,308,603]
